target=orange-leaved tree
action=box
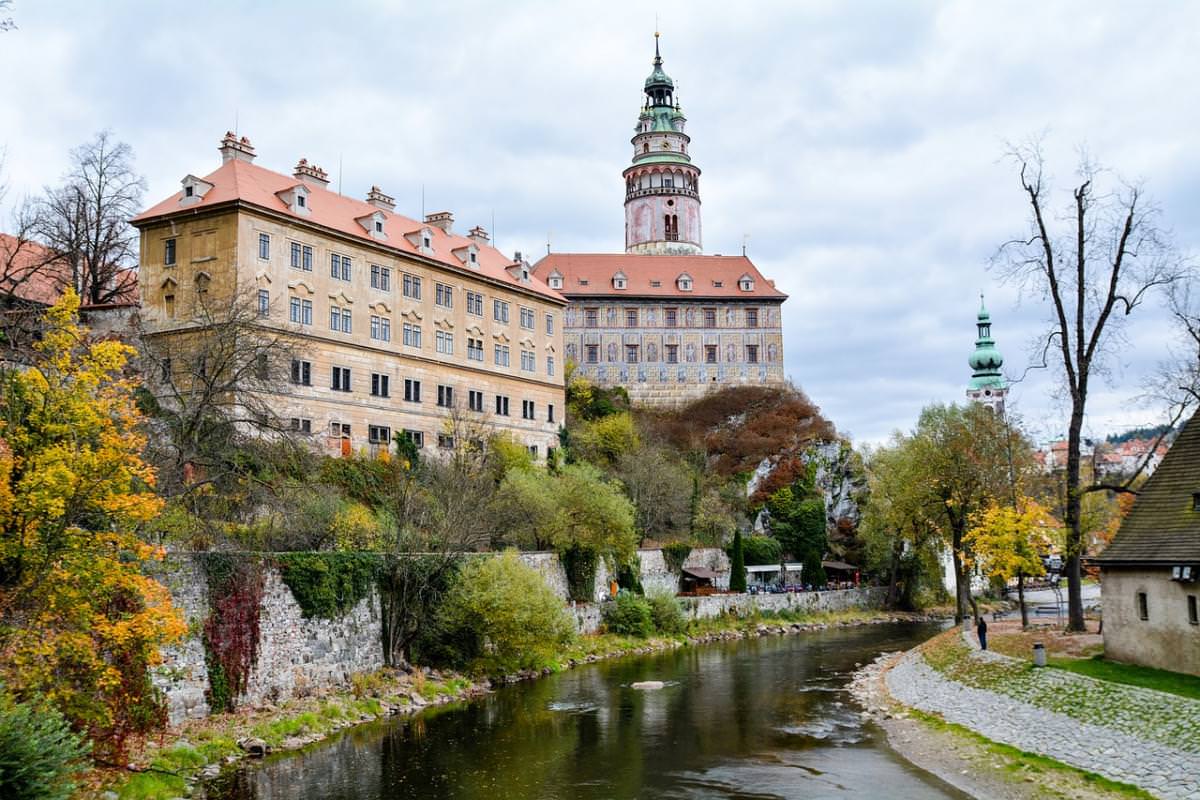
[965,498,1061,629]
[0,290,184,759]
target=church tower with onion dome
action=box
[624,33,702,255]
[966,296,1007,415]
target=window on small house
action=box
[164,238,177,266]
[1190,595,1199,626]
[1137,592,1149,621]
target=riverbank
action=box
[852,625,1200,800]
[89,606,943,799]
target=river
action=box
[206,621,966,799]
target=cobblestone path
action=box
[885,637,1200,800]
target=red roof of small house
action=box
[532,252,787,300]
[133,157,564,304]
[0,233,138,308]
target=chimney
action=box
[218,132,256,164]
[366,185,395,212]
[424,211,454,233]
[293,158,330,188]
[468,225,490,246]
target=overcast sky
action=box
[1,1,1196,445]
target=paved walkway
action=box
[886,634,1200,800]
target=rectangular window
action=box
[403,323,422,348]
[164,293,176,318]
[520,306,535,329]
[290,241,302,268]
[746,308,759,328]
[493,299,510,323]
[257,289,270,318]
[258,233,270,260]
[467,291,483,316]
[545,313,554,335]
[1193,493,1200,512]
[330,306,340,331]
[438,433,455,450]
[1137,591,1149,621]
[626,308,638,328]
[547,356,555,377]
[289,298,312,326]
[404,379,421,403]
[467,337,484,362]
[468,389,484,412]
[666,344,679,364]
[528,444,539,458]
[548,404,555,423]
[330,254,352,281]
[403,273,422,300]
[290,359,311,386]
[371,373,390,398]
[402,430,425,449]
[494,344,510,367]
[330,422,351,439]
[1189,595,1198,626]
[302,245,313,271]
[368,425,391,445]
[436,330,454,355]
[746,344,759,364]
[663,308,677,328]
[370,315,391,342]
[301,299,312,325]
[705,344,718,364]
[437,385,455,408]
[522,399,535,420]
[704,308,717,328]
[584,307,598,328]
[370,264,391,291]
[586,344,599,364]
[625,344,639,363]
[164,238,176,266]
[289,417,312,434]
[495,395,510,416]
[521,350,535,372]
[331,366,352,392]
[436,283,454,308]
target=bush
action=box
[729,529,747,593]
[602,591,654,638]
[646,590,686,635]
[738,534,782,566]
[0,691,87,800]
[436,551,575,674]
[276,552,382,619]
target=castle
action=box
[534,36,787,406]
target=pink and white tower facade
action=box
[623,34,702,256]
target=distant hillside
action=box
[1105,423,1175,445]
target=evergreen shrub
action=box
[0,691,86,800]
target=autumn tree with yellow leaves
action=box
[0,291,184,759]
[965,498,1062,628]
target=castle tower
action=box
[623,34,702,256]
[966,295,1007,415]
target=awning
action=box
[821,560,858,572]
[745,563,805,573]
[682,566,719,580]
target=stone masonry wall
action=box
[153,550,876,722]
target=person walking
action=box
[976,616,988,651]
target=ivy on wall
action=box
[276,552,382,619]
[661,542,692,574]
[561,545,598,602]
[197,553,265,713]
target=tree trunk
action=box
[951,531,967,623]
[885,537,903,610]
[1017,570,1028,629]
[1064,405,1086,631]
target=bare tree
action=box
[0,0,15,32]
[0,156,64,351]
[37,131,145,306]
[137,286,307,500]
[996,145,1185,631]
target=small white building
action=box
[745,563,804,589]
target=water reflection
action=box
[207,623,966,800]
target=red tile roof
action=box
[532,253,787,300]
[132,158,564,303]
[0,233,66,306]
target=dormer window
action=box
[357,210,388,241]
[179,175,214,207]
[469,251,477,264]
[738,274,755,292]
[296,194,306,208]
[423,235,432,248]
[452,244,480,268]
[404,226,436,255]
[375,220,384,233]
[548,270,563,290]
[612,271,627,290]
[677,273,693,291]
[276,184,311,216]
[185,185,194,198]
[712,280,723,288]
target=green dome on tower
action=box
[968,296,1006,391]
[645,32,674,91]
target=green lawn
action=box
[1050,656,1200,701]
